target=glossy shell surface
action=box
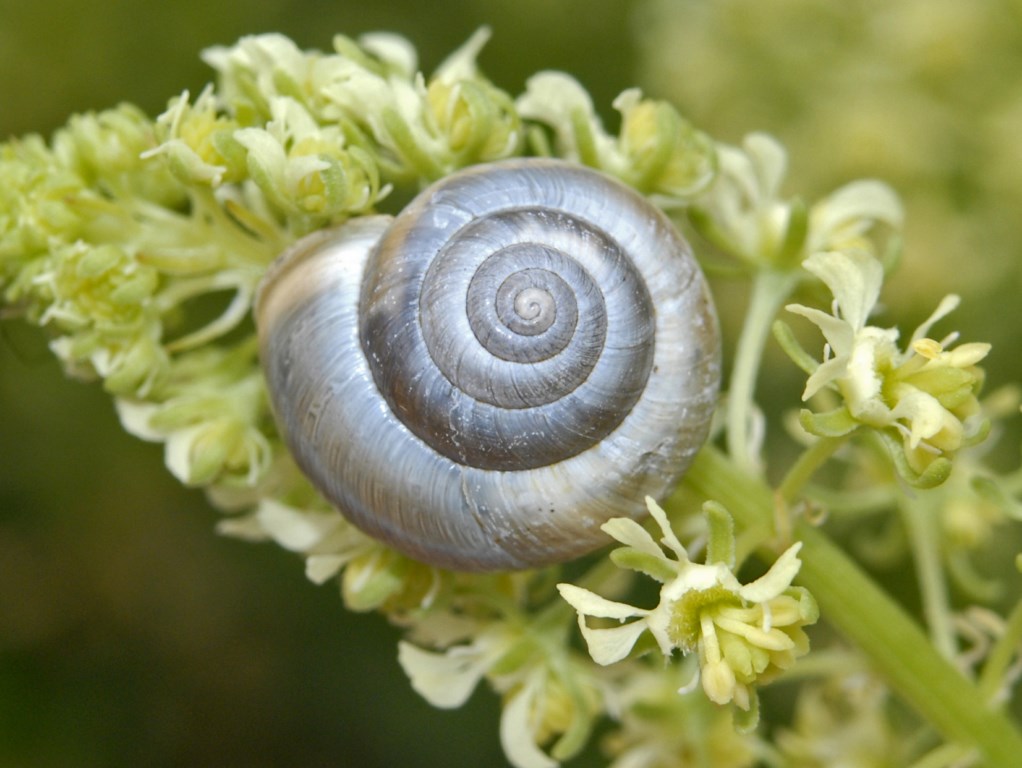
[256,158,720,571]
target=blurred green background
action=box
[2,1,1021,765]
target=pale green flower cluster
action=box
[4,24,1022,768]
[689,132,902,272]
[398,609,601,768]
[0,30,742,767]
[147,28,523,228]
[517,72,716,206]
[775,677,913,767]
[602,663,763,768]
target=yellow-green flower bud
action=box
[426,78,521,164]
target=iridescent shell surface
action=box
[256,159,720,571]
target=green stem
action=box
[906,743,975,768]
[683,446,1022,768]
[726,269,799,475]
[803,483,895,516]
[777,436,845,503]
[979,596,1022,704]
[900,496,957,660]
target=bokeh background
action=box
[2,1,1020,765]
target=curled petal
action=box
[714,617,796,652]
[910,294,960,344]
[357,32,418,75]
[738,543,803,603]
[800,355,851,401]
[499,676,558,768]
[305,554,346,584]
[645,497,689,561]
[809,179,903,252]
[890,388,960,449]
[433,27,491,82]
[728,133,787,203]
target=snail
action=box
[255,158,721,571]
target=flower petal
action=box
[601,516,663,557]
[306,554,346,584]
[738,542,803,603]
[645,497,689,561]
[114,398,163,441]
[809,179,903,252]
[256,499,342,551]
[499,676,558,768]
[786,304,855,357]
[910,294,960,344]
[397,641,489,709]
[577,616,649,666]
[800,355,851,401]
[702,658,738,705]
[557,584,644,620]
[801,250,883,331]
[742,132,788,201]
[433,27,491,82]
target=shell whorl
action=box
[256,158,721,571]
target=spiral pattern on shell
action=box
[256,159,721,571]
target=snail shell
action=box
[255,158,720,571]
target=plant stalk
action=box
[683,446,1022,768]
[726,269,799,475]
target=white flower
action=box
[398,613,600,768]
[232,96,384,219]
[320,28,519,179]
[787,250,990,481]
[516,73,716,204]
[558,499,816,711]
[604,663,761,768]
[116,372,271,487]
[691,132,901,266]
[692,133,792,263]
[145,86,232,186]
